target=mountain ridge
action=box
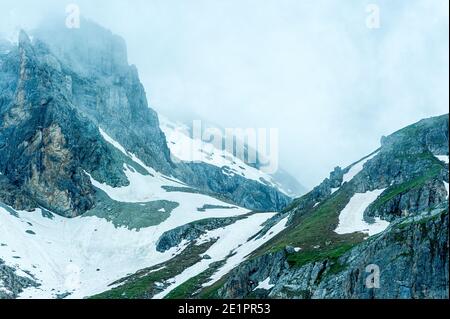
[0,20,448,300]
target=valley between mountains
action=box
[0,21,448,299]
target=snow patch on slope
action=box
[89,166,251,230]
[99,128,160,175]
[0,131,275,299]
[254,277,274,290]
[0,206,190,299]
[203,215,288,287]
[342,152,378,184]
[153,215,288,298]
[1,190,266,299]
[334,189,389,236]
[99,128,128,155]
[444,182,449,200]
[435,155,449,165]
[159,115,290,195]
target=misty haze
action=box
[0,0,448,305]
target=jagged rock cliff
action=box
[0,31,135,216]
[34,21,174,176]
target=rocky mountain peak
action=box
[33,18,128,78]
[18,30,31,47]
[0,22,292,218]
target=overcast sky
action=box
[1,0,448,187]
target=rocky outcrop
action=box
[364,177,448,222]
[0,31,138,217]
[37,20,292,212]
[0,175,37,211]
[380,114,449,155]
[31,20,292,213]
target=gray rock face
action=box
[380,115,449,155]
[175,162,291,212]
[34,19,174,176]
[0,22,290,217]
[357,115,449,221]
[306,208,449,299]
[288,115,448,224]
[0,31,135,217]
[364,178,447,222]
[35,19,129,78]
[31,20,291,212]
[0,175,37,211]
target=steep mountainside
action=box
[0,97,289,298]
[159,115,307,198]
[89,115,448,300]
[182,114,448,299]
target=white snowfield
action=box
[153,216,288,299]
[334,152,448,237]
[0,130,280,299]
[334,189,389,236]
[158,115,289,195]
[0,206,183,299]
[254,277,275,291]
[342,152,379,184]
[0,206,276,299]
[444,182,449,200]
